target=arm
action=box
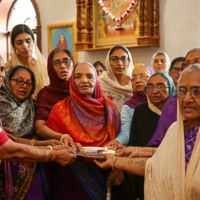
[35,120,75,147]
[0,138,76,166]
[115,105,134,144]
[117,146,157,158]
[94,154,148,176]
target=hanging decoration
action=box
[97,0,138,31]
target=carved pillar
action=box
[153,0,159,37]
[86,0,93,43]
[139,0,145,36]
[76,0,88,43]
[144,0,153,37]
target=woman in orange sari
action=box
[46,61,121,199]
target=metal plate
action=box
[76,146,106,160]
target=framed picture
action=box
[93,0,139,49]
[47,21,77,62]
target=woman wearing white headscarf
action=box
[98,45,134,113]
[150,51,171,74]
[5,24,49,98]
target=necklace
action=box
[97,0,138,30]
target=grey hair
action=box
[178,63,200,86]
[133,64,151,76]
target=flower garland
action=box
[97,0,138,30]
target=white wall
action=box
[35,0,200,66]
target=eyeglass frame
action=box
[146,84,170,92]
[109,56,129,63]
[131,73,150,82]
[177,87,200,99]
[52,59,73,68]
[11,79,34,88]
[170,66,182,73]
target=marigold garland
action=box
[97,0,138,30]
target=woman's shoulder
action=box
[134,102,148,111]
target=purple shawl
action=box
[148,95,177,145]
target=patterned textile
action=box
[124,92,147,109]
[11,162,37,199]
[0,65,35,138]
[184,124,198,169]
[46,63,120,146]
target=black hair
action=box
[9,65,35,85]
[109,45,129,58]
[93,61,106,70]
[169,57,184,71]
[51,47,74,65]
[11,24,35,47]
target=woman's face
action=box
[131,66,150,94]
[95,65,104,76]
[169,61,182,87]
[147,74,170,110]
[14,32,34,58]
[153,54,167,73]
[9,69,33,102]
[52,51,73,80]
[60,34,65,43]
[109,48,129,76]
[0,58,5,88]
[74,63,95,97]
[178,71,200,121]
[183,50,200,69]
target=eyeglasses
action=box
[11,79,34,88]
[177,87,200,99]
[154,59,166,64]
[52,59,72,68]
[171,67,182,73]
[182,58,200,69]
[109,56,129,63]
[146,84,170,92]
[131,74,150,81]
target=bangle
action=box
[30,139,36,146]
[136,146,138,158]
[60,134,68,143]
[51,150,56,161]
[112,156,118,170]
[45,150,50,161]
[47,145,53,150]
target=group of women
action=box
[1,23,200,200]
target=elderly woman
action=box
[5,24,49,98]
[169,57,184,87]
[35,47,76,147]
[150,51,170,74]
[45,61,121,199]
[0,63,75,199]
[149,48,200,146]
[107,65,155,149]
[95,63,200,200]
[98,45,134,113]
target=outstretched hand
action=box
[93,154,115,169]
[117,146,136,158]
[3,127,17,142]
[106,140,125,150]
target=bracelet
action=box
[60,134,68,143]
[136,146,138,158]
[45,150,50,161]
[112,156,118,170]
[51,150,56,161]
[30,139,36,146]
[47,145,53,150]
